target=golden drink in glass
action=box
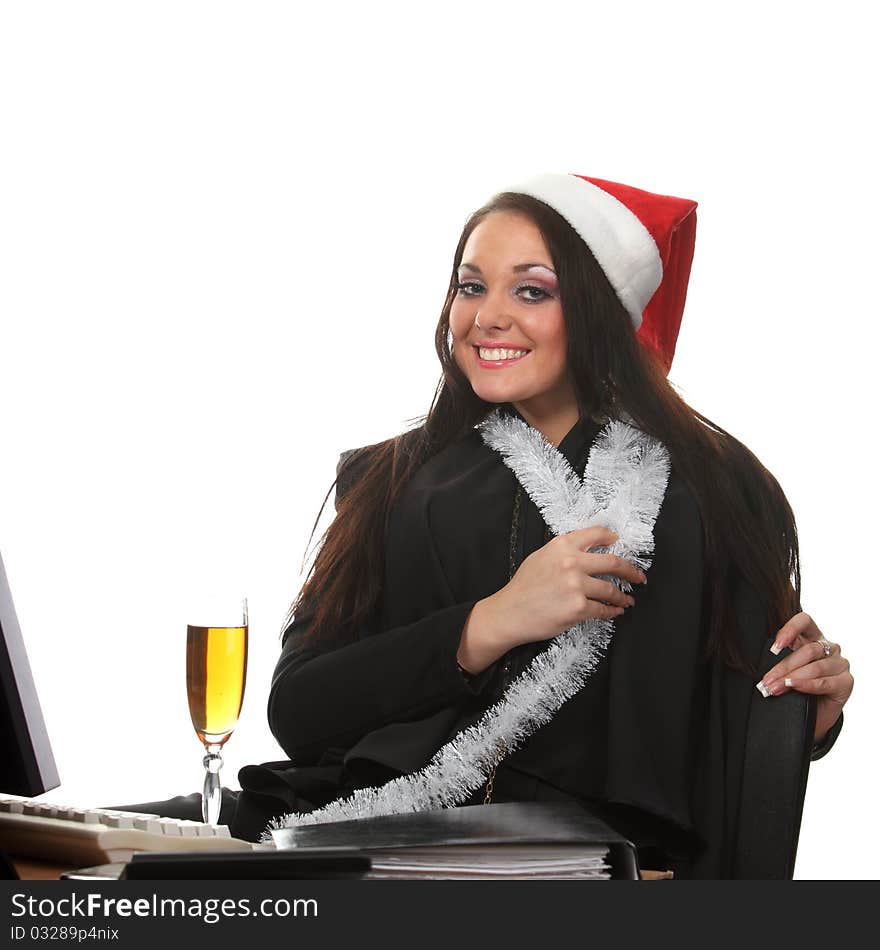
[186,625,248,745]
[185,601,248,824]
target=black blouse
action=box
[263,406,840,877]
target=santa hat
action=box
[497,173,698,373]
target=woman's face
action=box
[450,211,578,431]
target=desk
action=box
[13,857,71,880]
[12,857,671,881]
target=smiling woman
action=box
[230,172,853,878]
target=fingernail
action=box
[626,597,635,607]
[784,677,794,688]
[769,641,782,656]
[756,681,771,698]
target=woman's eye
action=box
[518,284,551,302]
[455,281,484,297]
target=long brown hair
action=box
[287,193,800,673]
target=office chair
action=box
[732,643,816,879]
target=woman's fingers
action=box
[758,653,848,697]
[560,532,648,586]
[776,671,853,697]
[581,600,628,621]
[763,637,840,683]
[769,611,819,655]
[582,575,636,609]
[560,526,647,609]
[582,552,648,587]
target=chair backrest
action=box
[733,644,816,879]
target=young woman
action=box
[258,173,853,878]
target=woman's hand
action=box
[497,525,647,642]
[756,612,854,745]
[457,526,646,674]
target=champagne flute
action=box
[185,597,248,825]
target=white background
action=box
[0,1,875,879]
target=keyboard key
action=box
[157,818,182,836]
[176,821,201,838]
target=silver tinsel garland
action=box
[267,408,670,837]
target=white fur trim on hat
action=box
[498,173,662,329]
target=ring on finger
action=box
[817,637,832,658]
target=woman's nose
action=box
[474,296,512,331]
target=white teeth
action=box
[478,347,529,361]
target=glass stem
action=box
[202,743,224,825]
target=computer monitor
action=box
[0,550,60,796]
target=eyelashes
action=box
[454,281,554,303]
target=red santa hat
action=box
[498,173,698,373]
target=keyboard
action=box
[0,797,256,866]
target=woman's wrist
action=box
[457,594,512,675]
[811,708,844,760]
[813,704,844,748]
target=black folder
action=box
[272,802,640,880]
